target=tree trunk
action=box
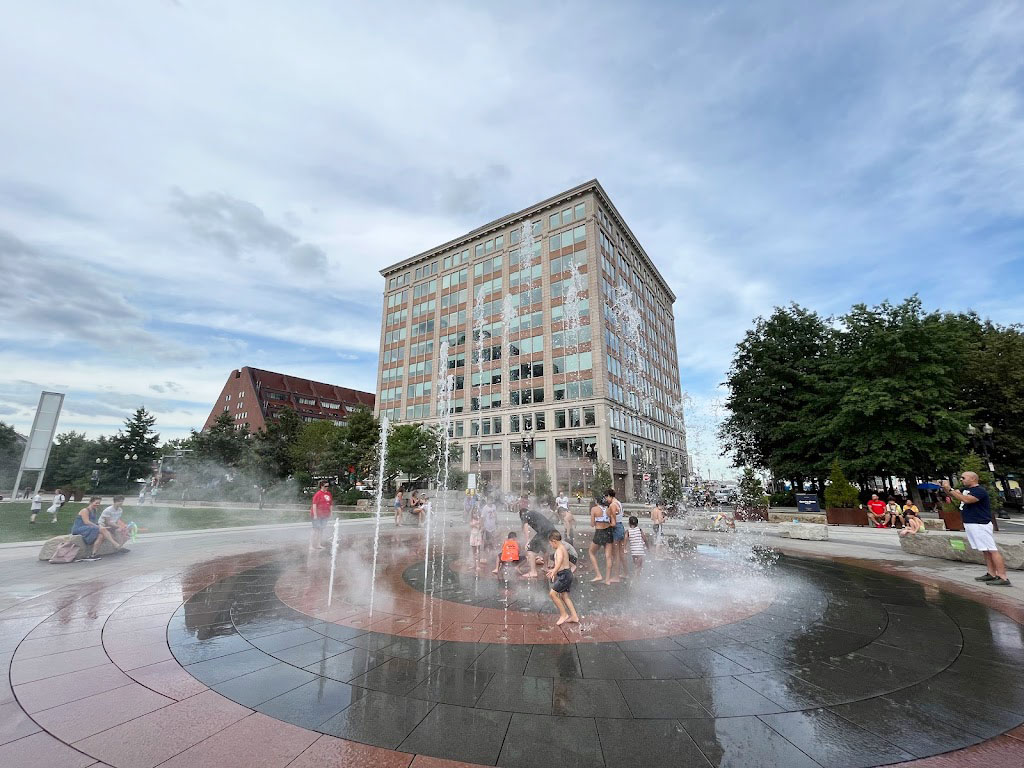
[906,475,925,512]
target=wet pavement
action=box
[2,520,1024,767]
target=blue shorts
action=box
[612,522,625,542]
[552,568,573,593]
[311,517,329,530]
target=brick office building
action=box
[204,367,375,433]
[376,180,687,501]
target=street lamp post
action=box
[93,457,108,489]
[968,423,1009,519]
[124,452,138,481]
[584,443,598,499]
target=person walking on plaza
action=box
[28,491,43,524]
[942,473,1011,587]
[309,480,333,552]
[46,488,67,524]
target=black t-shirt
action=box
[523,510,557,537]
[960,484,991,525]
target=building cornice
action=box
[380,179,676,302]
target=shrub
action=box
[824,460,860,508]
[769,490,796,507]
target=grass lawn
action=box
[0,502,372,543]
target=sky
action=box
[1,1,1022,479]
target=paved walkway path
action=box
[2,518,1023,767]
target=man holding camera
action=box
[942,472,1010,587]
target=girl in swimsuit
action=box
[588,497,615,584]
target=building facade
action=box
[204,367,375,433]
[376,180,686,501]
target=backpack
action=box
[49,541,80,564]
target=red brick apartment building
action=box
[203,367,375,433]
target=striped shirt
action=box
[627,526,645,556]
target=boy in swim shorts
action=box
[546,530,579,626]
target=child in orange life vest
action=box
[492,532,521,574]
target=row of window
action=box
[414,261,438,281]
[547,225,586,254]
[441,268,468,290]
[413,280,436,299]
[387,273,410,291]
[442,249,470,270]
[548,203,586,230]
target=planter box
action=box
[825,507,868,526]
[735,506,768,522]
[939,507,964,531]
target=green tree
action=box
[947,315,1024,474]
[823,459,860,509]
[829,298,968,486]
[737,467,767,509]
[386,423,436,488]
[337,407,381,485]
[290,420,346,479]
[252,407,301,480]
[533,467,554,503]
[592,461,613,496]
[659,467,685,504]
[0,422,22,491]
[113,407,161,487]
[720,304,836,487]
[42,431,97,491]
[191,411,250,467]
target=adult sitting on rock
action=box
[72,496,123,561]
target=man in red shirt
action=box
[867,494,889,527]
[310,480,333,551]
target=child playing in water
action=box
[492,532,521,575]
[650,500,666,545]
[469,511,483,565]
[626,516,648,571]
[546,530,579,626]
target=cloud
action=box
[170,188,329,272]
[1,1,1021,477]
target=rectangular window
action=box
[555,410,566,429]
[534,439,547,459]
[535,411,546,430]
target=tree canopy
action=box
[721,297,1024,486]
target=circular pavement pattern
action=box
[165,545,1024,768]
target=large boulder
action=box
[769,511,827,525]
[778,522,828,540]
[899,531,1024,569]
[678,512,733,532]
[38,534,129,562]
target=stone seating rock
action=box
[769,511,826,525]
[778,522,828,540]
[898,530,1024,569]
[679,512,732,532]
[38,534,129,562]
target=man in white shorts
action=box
[942,472,1010,587]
